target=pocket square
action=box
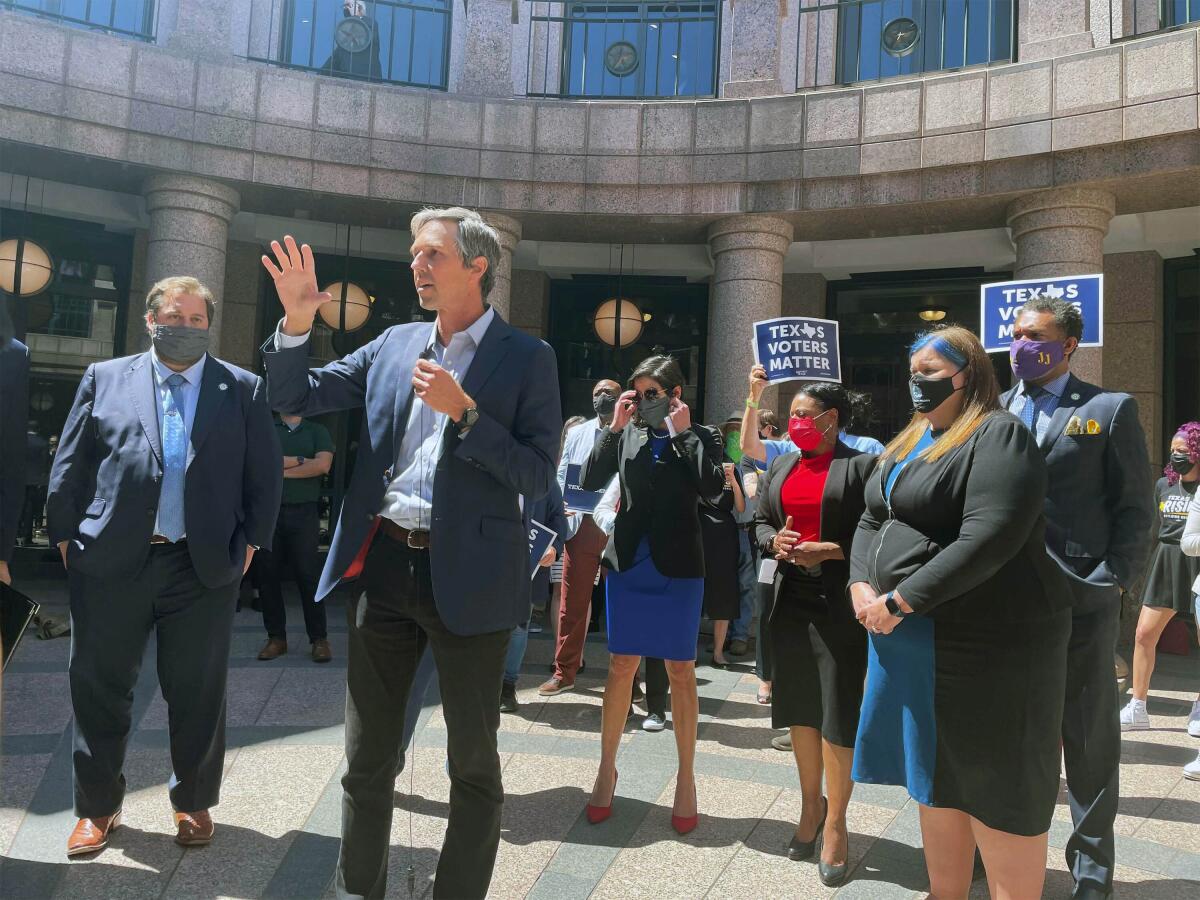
[1086,418,1102,435]
[1064,416,1084,436]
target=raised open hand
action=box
[261,235,333,336]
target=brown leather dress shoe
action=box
[311,639,332,663]
[257,638,287,660]
[174,809,214,847]
[67,811,122,857]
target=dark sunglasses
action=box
[634,388,665,403]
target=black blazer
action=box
[1,338,30,562]
[581,422,724,578]
[753,442,875,623]
[848,412,1070,624]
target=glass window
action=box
[279,0,450,87]
[834,0,1013,84]
[7,0,155,40]
[557,1,719,98]
[1165,255,1199,460]
[1166,0,1200,27]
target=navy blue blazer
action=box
[1001,373,1154,602]
[261,312,561,636]
[46,352,282,589]
[1,338,30,562]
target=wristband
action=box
[745,398,759,409]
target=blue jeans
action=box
[504,617,530,686]
[730,529,755,641]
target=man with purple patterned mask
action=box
[1010,305,1078,387]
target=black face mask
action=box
[909,370,963,414]
[593,392,616,419]
[1171,452,1195,477]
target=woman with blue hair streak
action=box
[848,325,1071,899]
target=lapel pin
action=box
[1070,393,1080,401]
[219,383,228,391]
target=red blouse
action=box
[779,449,833,543]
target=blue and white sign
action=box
[752,316,842,384]
[563,464,602,515]
[980,274,1103,352]
[528,519,557,580]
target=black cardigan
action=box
[848,412,1070,623]
[753,442,876,623]
[581,422,724,578]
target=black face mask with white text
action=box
[908,369,963,414]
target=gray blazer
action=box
[261,313,561,636]
[1001,373,1154,603]
[46,352,283,589]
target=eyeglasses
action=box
[634,388,664,403]
[790,409,830,423]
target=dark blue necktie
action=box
[159,373,187,541]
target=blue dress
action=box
[852,429,938,802]
[604,433,705,661]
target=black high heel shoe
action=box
[818,819,850,886]
[786,796,828,861]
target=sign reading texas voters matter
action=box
[752,316,842,384]
[980,274,1103,352]
[528,519,557,580]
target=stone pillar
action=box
[723,0,784,98]
[509,269,551,340]
[143,174,240,356]
[771,272,828,412]
[1018,0,1095,62]
[1007,187,1115,385]
[458,0,515,97]
[486,213,522,322]
[168,0,235,55]
[706,215,793,421]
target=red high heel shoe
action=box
[586,772,618,825]
[671,786,699,835]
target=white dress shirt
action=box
[149,349,206,538]
[556,416,604,540]
[275,308,496,530]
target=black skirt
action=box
[770,570,867,747]
[1142,542,1200,615]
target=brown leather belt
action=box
[378,517,431,550]
[150,535,185,545]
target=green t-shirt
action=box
[278,419,334,505]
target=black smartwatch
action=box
[884,591,908,618]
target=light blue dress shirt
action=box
[150,349,205,538]
[275,308,496,529]
[1012,371,1071,444]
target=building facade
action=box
[1,0,1197,504]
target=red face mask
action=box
[788,410,832,451]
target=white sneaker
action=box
[1188,700,1200,738]
[1119,698,1150,731]
[642,713,666,732]
[1184,749,1200,782]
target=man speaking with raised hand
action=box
[260,207,560,900]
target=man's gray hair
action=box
[410,206,500,299]
[1021,296,1084,344]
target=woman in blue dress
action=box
[849,326,1071,899]
[578,354,724,835]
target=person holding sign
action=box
[578,355,723,835]
[850,326,1071,900]
[539,379,622,697]
[752,382,874,886]
[1000,297,1153,899]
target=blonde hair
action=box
[882,325,1000,463]
[145,276,215,323]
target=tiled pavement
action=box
[1,578,1198,899]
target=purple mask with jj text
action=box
[1010,338,1065,381]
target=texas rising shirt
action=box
[1156,477,1197,545]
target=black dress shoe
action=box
[786,797,828,861]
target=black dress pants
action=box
[644,657,668,717]
[337,533,511,900]
[258,501,326,641]
[68,543,238,817]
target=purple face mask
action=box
[1010,338,1065,381]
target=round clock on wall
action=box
[605,40,639,77]
[881,17,920,58]
[335,17,373,54]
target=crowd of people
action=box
[0,203,1195,900]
